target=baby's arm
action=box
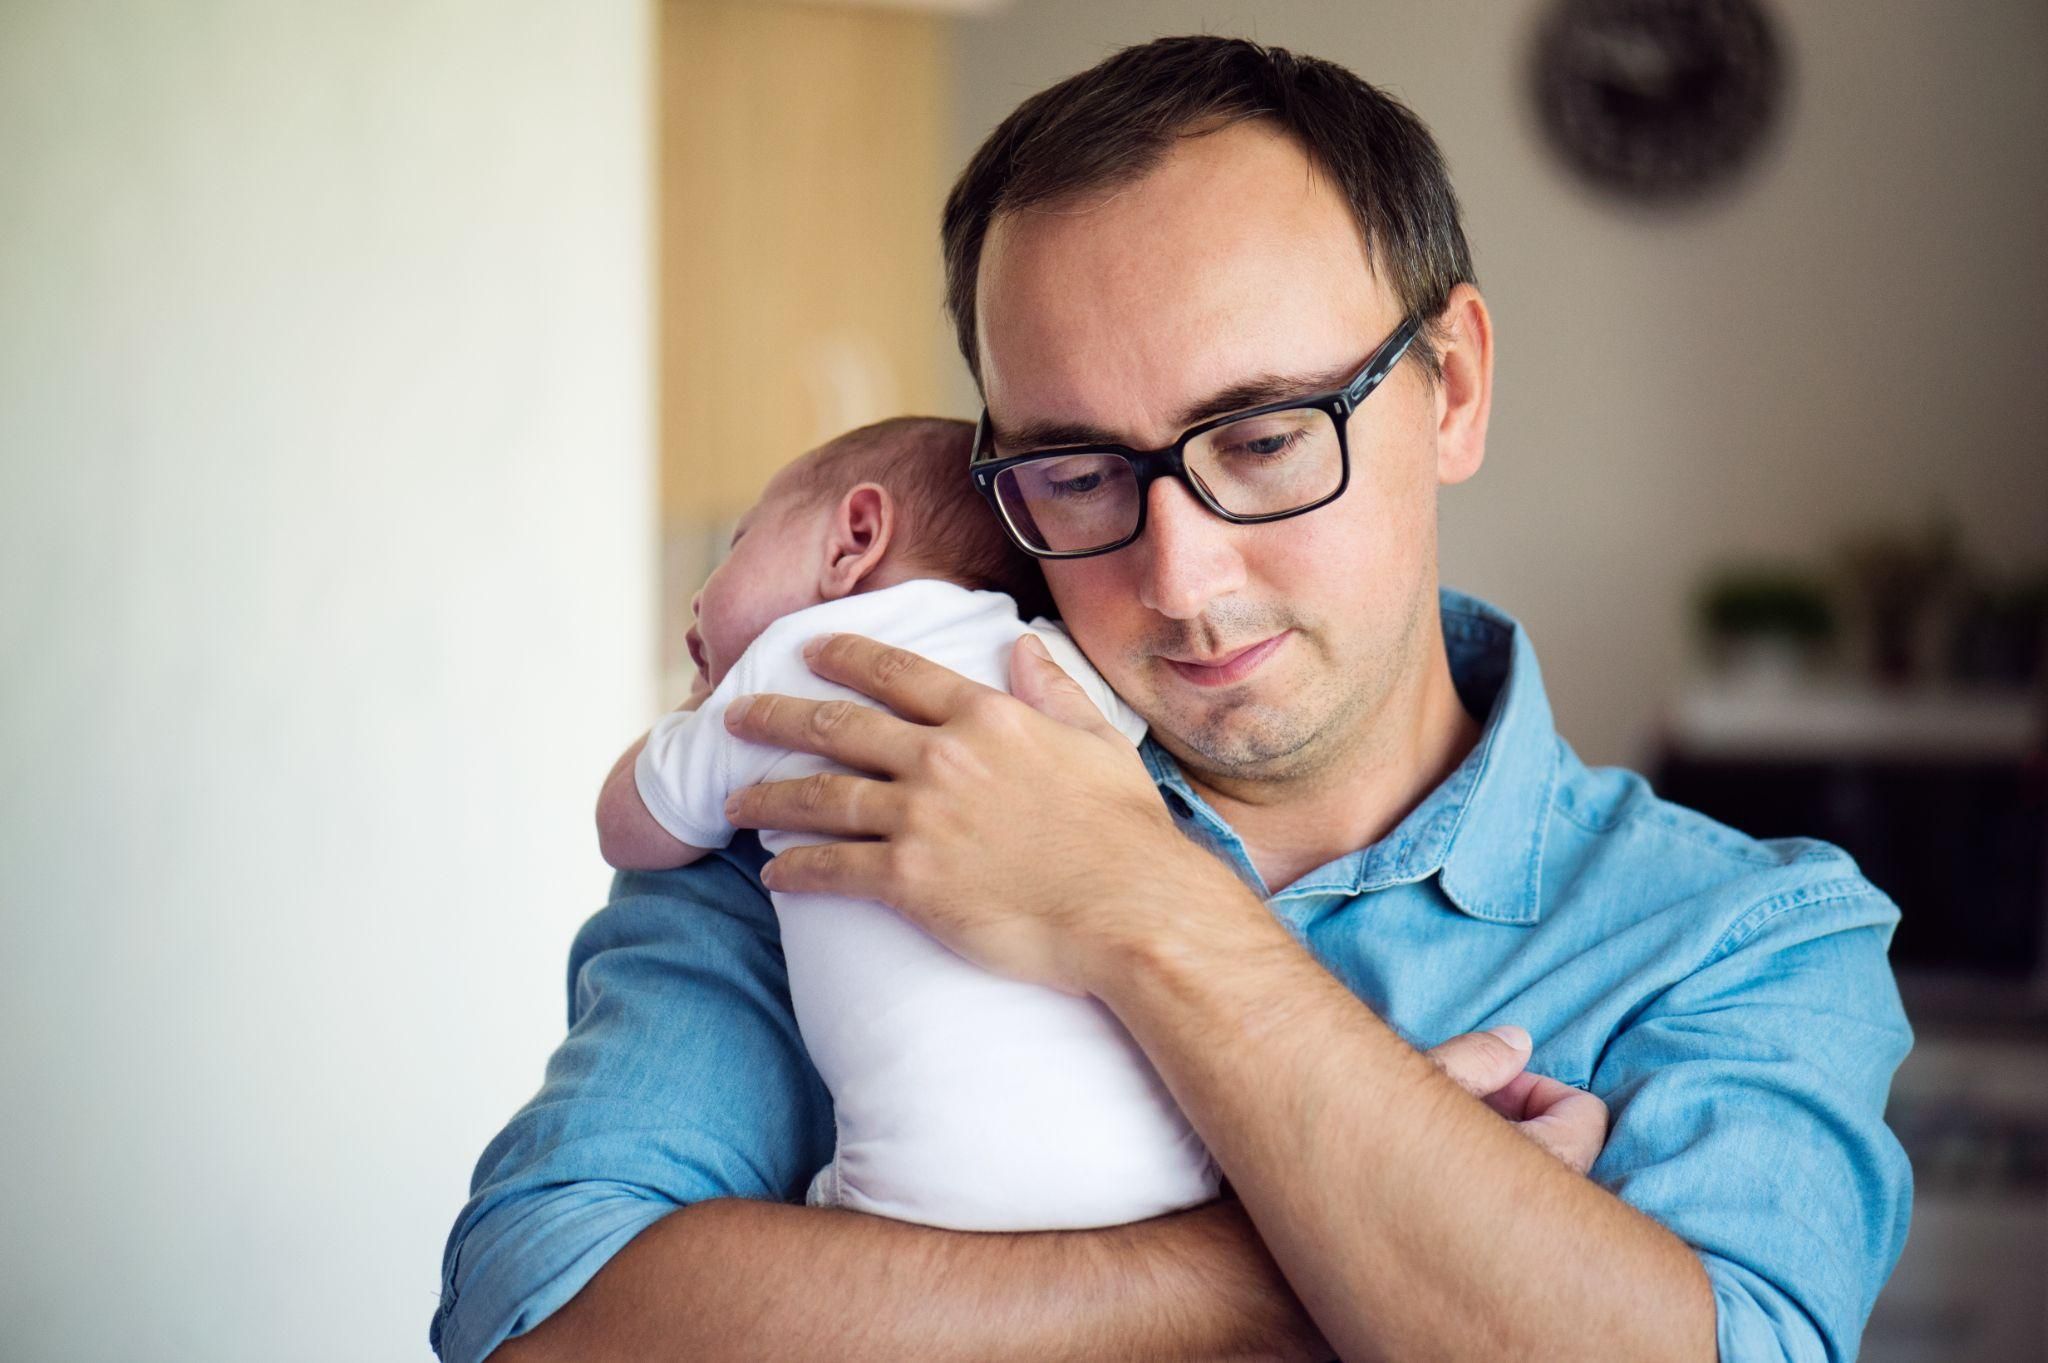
[595,726,711,871]
[596,656,775,871]
[595,667,721,870]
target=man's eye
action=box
[1225,430,1303,459]
[1050,473,1105,497]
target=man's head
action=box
[943,35,1476,393]
[688,417,1048,687]
[943,36,1494,791]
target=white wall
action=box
[0,3,650,1359]
[950,0,2048,766]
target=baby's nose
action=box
[689,589,703,619]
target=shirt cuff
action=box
[432,1186,676,1363]
[1703,1250,1834,1363]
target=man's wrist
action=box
[1074,842,1292,1013]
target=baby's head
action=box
[688,416,1050,686]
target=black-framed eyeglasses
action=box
[970,315,1421,560]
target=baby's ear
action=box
[821,482,895,598]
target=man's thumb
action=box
[1424,1024,1533,1101]
[1011,634,1117,736]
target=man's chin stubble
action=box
[1150,639,1399,790]
[1161,687,1352,786]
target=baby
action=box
[596,416,1219,1232]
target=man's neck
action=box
[1178,624,1483,895]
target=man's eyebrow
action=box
[992,361,1360,454]
[1176,362,1358,429]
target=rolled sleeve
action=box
[432,839,835,1362]
[1588,879,1915,1363]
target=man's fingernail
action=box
[1486,1024,1532,1051]
[803,634,834,659]
[760,857,781,888]
[723,793,741,819]
[724,696,753,727]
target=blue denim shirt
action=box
[434,587,1914,1363]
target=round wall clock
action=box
[1531,0,1786,202]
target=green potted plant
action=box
[1696,568,1838,687]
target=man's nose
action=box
[1133,476,1247,620]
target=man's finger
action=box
[1009,635,1126,743]
[1514,1078,1610,1177]
[1479,1069,1543,1121]
[759,838,892,898]
[1424,1025,1532,1100]
[724,692,916,776]
[801,633,1001,726]
[726,772,901,840]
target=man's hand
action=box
[722,630,1201,994]
[1426,1025,1610,1175]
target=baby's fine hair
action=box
[787,416,1054,619]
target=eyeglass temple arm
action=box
[1344,315,1423,406]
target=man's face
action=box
[976,121,1455,786]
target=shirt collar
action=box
[1138,587,1558,925]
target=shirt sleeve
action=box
[429,841,835,1363]
[1587,877,1915,1363]
[633,653,785,849]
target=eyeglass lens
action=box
[991,405,1342,553]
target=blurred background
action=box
[2,1,2042,1359]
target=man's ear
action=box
[819,482,896,599]
[1433,283,1493,487]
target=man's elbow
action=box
[484,1324,571,1363]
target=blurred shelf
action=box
[1661,676,2043,762]
[1649,678,2048,1020]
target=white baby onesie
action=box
[635,578,1219,1232]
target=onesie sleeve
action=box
[1026,618,1148,746]
[633,653,784,849]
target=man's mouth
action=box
[1161,631,1290,688]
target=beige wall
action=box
[659,0,951,694]
[0,3,650,1358]
[948,0,2048,766]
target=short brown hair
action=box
[787,416,1052,619]
[941,34,1474,388]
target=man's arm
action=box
[493,1193,1329,1363]
[1083,855,1719,1363]
[710,634,1718,1362]
[1583,884,1913,1363]
[435,850,1335,1363]
[493,1021,1608,1363]
[436,847,1603,1362]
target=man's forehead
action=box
[974,122,1385,450]
[986,354,1367,453]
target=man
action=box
[436,37,1912,1363]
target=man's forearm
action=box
[1092,873,1716,1363]
[492,1194,1330,1363]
